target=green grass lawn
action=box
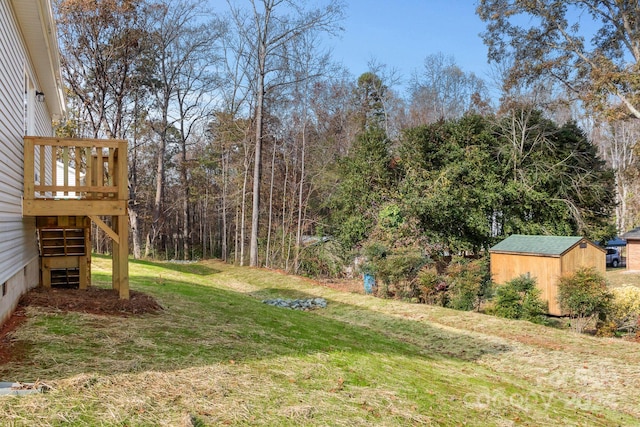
[606,265,640,288]
[1,256,639,426]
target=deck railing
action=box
[23,136,127,216]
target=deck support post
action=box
[89,215,129,299]
[112,215,129,299]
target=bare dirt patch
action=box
[19,286,163,316]
[0,308,29,364]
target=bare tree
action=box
[408,53,491,126]
[56,0,152,258]
[56,0,148,139]
[144,0,220,258]
[592,119,640,233]
[478,0,640,120]
[226,0,344,267]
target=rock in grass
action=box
[262,297,327,311]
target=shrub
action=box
[416,266,447,306]
[374,250,428,299]
[557,267,612,334]
[298,239,347,278]
[608,286,640,335]
[521,290,549,324]
[443,257,491,311]
[361,244,428,299]
[378,203,403,230]
[493,275,548,324]
[361,248,491,310]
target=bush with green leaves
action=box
[372,249,428,299]
[557,267,612,334]
[362,248,490,310]
[608,286,640,335]
[359,243,429,299]
[442,257,491,311]
[416,265,447,306]
[298,238,347,278]
[493,275,548,324]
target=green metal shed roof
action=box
[489,235,585,256]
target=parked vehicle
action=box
[606,247,621,268]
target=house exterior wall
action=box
[626,240,640,271]
[0,0,57,326]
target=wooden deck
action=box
[22,137,129,299]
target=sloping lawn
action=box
[1,256,639,426]
[605,266,640,288]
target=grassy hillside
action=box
[1,256,639,426]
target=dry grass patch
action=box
[606,267,640,288]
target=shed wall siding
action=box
[491,240,605,316]
[560,244,605,275]
[490,252,562,314]
[0,0,54,325]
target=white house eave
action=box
[11,0,66,120]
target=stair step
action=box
[37,222,89,289]
[37,228,86,257]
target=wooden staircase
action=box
[37,216,90,289]
[22,137,129,298]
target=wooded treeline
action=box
[54,0,640,276]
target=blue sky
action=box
[329,0,490,91]
[210,0,491,92]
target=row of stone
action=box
[262,297,327,311]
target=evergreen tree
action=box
[327,126,396,248]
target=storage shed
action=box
[489,235,606,316]
[622,228,640,270]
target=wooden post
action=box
[112,215,129,299]
[41,258,51,288]
[112,216,120,293]
[97,149,104,188]
[84,216,91,288]
[116,141,129,299]
[117,140,127,201]
[23,137,34,202]
[120,215,130,299]
[39,145,46,195]
[86,147,93,198]
[51,146,57,197]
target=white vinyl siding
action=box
[35,92,52,136]
[0,0,52,291]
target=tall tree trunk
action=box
[147,143,165,258]
[250,70,265,267]
[265,141,277,267]
[180,145,191,260]
[128,103,142,259]
[234,205,240,264]
[147,100,168,258]
[129,207,141,259]
[221,148,228,261]
[281,153,289,268]
[240,150,250,265]
[294,121,307,273]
